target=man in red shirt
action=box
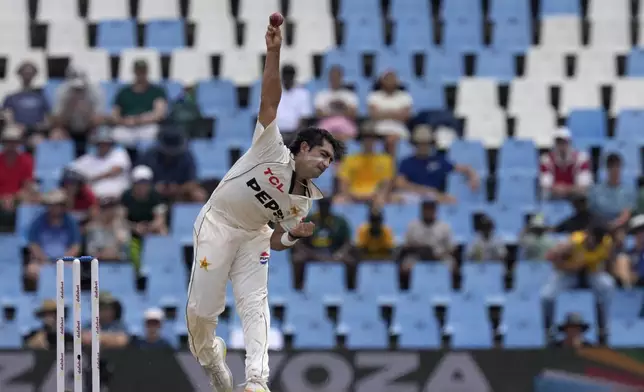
[539,127,592,200]
[0,126,36,213]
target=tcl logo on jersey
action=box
[246,178,284,220]
[263,168,284,193]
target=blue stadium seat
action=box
[0,263,22,296]
[424,49,464,84]
[438,204,474,243]
[214,111,254,142]
[540,0,581,16]
[484,203,524,242]
[447,174,486,206]
[304,263,347,299]
[333,203,369,233]
[407,80,446,111]
[141,236,182,267]
[196,79,237,117]
[607,319,644,347]
[461,261,505,295]
[323,49,362,81]
[541,201,574,226]
[162,80,183,101]
[343,17,384,52]
[16,205,44,240]
[0,235,21,264]
[496,175,537,209]
[100,81,123,113]
[96,20,136,54]
[190,139,230,179]
[502,322,545,348]
[395,315,441,348]
[513,261,553,293]
[338,294,381,324]
[43,79,63,107]
[615,110,644,145]
[285,293,327,323]
[554,291,597,340]
[0,322,22,349]
[489,0,530,21]
[626,50,644,77]
[390,0,431,20]
[375,49,414,80]
[409,262,452,296]
[171,203,202,243]
[492,19,531,53]
[99,263,136,295]
[392,16,434,52]
[449,322,494,348]
[393,293,434,322]
[476,50,515,82]
[446,293,489,325]
[344,320,389,349]
[144,20,185,53]
[35,140,74,180]
[498,139,538,176]
[442,20,483,52]
[339,0,381,20]
[609,289,644,321]
[356,262,399,299]
[502,291,543,326]
[441,0,482,21]
[267,252,295,302]
[291,318,336,349]
[382,203,418,237]
[448,140,488,177]
[567,109,607,146]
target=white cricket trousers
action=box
[186,206,272,384]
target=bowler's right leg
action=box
[186,214,238,391]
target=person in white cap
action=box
[186,19,344,392]
[131,308,171,349]
[539,127,592,200]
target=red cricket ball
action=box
[269,12,284,27]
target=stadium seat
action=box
[170,203,202,243]
[35,140,74,180]
[446,292,490,325]
[338,294,381,324]
[496,175,537,209]
[540,16,582,53]
[492,19,531,53]
[70,50,110,82]
[138,0,180,21]
[0,21,30,53]
[502,291,544,326]
[559,81,602,115]
[304,263,347,299]
[88,0,129,21]
[438,204,475,243]
[456,78,499,117]
[96,20,136,54]
[382,203,418,238]
[461,261,505,296]
[343,17,385,51]
[541,201,575,226]
[291,20,335,53]
[502,322,546,348]
[497,139,539,176]
[489,0,530,22]
[196,79,237,117]
[392,16,434,52]
[540,0,581,16]
[407,80,446,111]
[484,203,524,242]
[375,49,414,80]
[144,20,185,54]
[588,0,629,22]
[475,50,515,82]
[524,48,567,83]
[612,79,644,114]
[566,109,607,146]
[338,0,381,20]
[515,109,557,148]
[448,140,488,177]
[464,109,507,147]
[441,0,482,21]
[626,49,644,76]
[289,0,331,21]
[449,322,494,349]
[291,319,336,349]
[344,320,389,349]
[513,261,553,293]
[442,20,483,52]
[390,0,431,20]
[573,49,618,84]
[47,20,88,55]
[394,301,441,349]
[356,262,399,299]
[425,49,464,84]
[607,319,644,347]
[447,174,486,206]
[221,49,262,85]
[609,289,644,321]
[615,110,644,145]
[0,322,22,349]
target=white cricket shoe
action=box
[204,337,233,392]
[244,380,270,392]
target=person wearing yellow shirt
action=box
[356,209,395,260]
[335,130,394,205]
[541,224,615,328]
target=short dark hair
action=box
[289,127,346,161]
[606,153,622,167]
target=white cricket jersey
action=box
[204,120,323,232]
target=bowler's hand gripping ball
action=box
[269,12,284,27]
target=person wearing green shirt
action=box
[112,59,168,147]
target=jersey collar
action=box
[288,153,324,200]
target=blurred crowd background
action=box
[0,0,644,359]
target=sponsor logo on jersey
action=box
[246,177,285,220]
[259,252,270,264]
[263,168,285,193]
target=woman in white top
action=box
[367,70,413,153]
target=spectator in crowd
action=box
[25,190,81,288]
[24,299,72,350]
[130,308,171,349]
[396,125,478,203]
[60,168,99,226]
[466,215,506,261]
[552,312,593,348]
[82,292,129,349]
[589,153,634,231]
[167,86,205,138]
[139,128,205,202]
[111,59,167,147]
[0,126,36,218]
[335,127,394,205]
[314,66,358,141]
[519,214,556,260]
[2,61,50,147]
[50,66,105,155]
[554,194,592,233]
[367,70,412,153]
[86,198,131,261]
[539,128,592,200]
[292,198,354,280]
[541,224,615,327]
[121,165,168,272]
[614,214,644,288]
[356,208,395,260]
[399,199,455,277]
[70,127,132,199]
[276,64,313,144]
